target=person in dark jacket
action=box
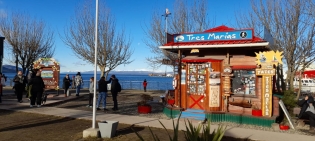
[28,71,45,107]
[298,94,314,119]
[13,70,27,103]
[298,94,315,133]
[304,97,315,133]
[74,72,83,96]
[26,69,37,99]
[110,75,120,111]
[63,74,71,96]
[96,76,111,111]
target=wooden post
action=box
[222,52,232,112]
[177,49,182,108]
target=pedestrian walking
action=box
[74,72,83,96]
[63,74,71,96]
[96,76,111,111]
[26,69,37,100]
[71,75,75,89]
[143,79,147,92]
[3,74,6,82]
[0,73,5,95]
[0,73,5,103]
[28,71,45,107]
[87,77,94,107]
[13,71,27,103]
[110,75,121,111]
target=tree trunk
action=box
[286,66,294,91]
[22,67,27,75]
[99,65,105,78]
[297,72,302,100]
[104,71,109,80]
[276,65,280,92]
[15,55,18,73]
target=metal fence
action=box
[5,80,173,91]
[69,80,173,90]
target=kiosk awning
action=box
[181,58,222,63]
[231,65,257,70]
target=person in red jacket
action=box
[143,79,147,92]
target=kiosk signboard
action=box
[255,51,283,117]
[33,58,60,90]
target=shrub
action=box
[184,119,226,141]
[137,94,153,106]
[132,110,226,141]
[281,90,297,116]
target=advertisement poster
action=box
[41,70,54,78]
[210,72,221,85]
[181,70,186,84]
[209,85,220,107]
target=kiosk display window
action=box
[187,63,207,95]
[232,69,256,95]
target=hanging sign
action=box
[174,29,253,42]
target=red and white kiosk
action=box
[160,25,282,127]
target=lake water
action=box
[3,73,173,90]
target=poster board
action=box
[33,58,60,90]
[181,70,186,84]
[279,100,295,130]
[232,70,256,95]
[209,85,220,107]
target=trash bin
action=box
[98,121,119,138]
[67,89,71,96]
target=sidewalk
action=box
[0,91,314,141]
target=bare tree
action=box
[62,2,133,78]
[0,12,55,75]
[143,0,213,71]
[236,0,315,96]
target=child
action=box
[87,77,94,107]
[143,79,147,92]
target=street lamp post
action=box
[92,0,99,129]
[82,0,100,138]
[162,8,171,42]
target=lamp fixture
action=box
[190,49,199,53]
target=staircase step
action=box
[184,109,204,112]
[180,109,206,121]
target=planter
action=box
[279,125,290,130]
[252,109,262,117]
[168,99,175,105]
[138,105,152,114]
[98,121,119,138]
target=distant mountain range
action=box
[2,65,22,73]
[1,64,173,75]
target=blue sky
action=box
[0,0,252,73]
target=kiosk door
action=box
[187,63,207,110]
